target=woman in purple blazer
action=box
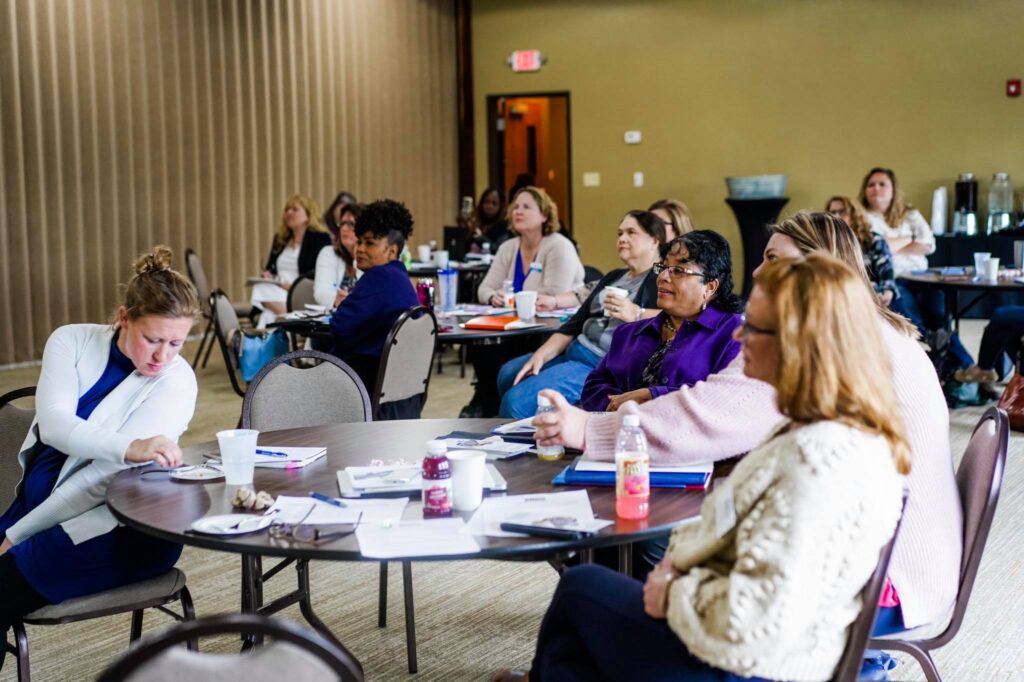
[580,231,742,412]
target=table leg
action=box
[618,543,633,577]
[579,548,594,564]
[240,555,263,650]
[403,561,418,674]
[296,559,344,648]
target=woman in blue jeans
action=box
[496,210,666,418]
[955,304,1024,387]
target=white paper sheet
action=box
[573,457,713,475]
[355,518,480,558]
[463,490,611,538]
[440,436,532,459]
[491,417,536,435]
[267,496,407,526]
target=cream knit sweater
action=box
[666,421,904,682]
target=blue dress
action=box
[0,337,182,603]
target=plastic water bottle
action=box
[421,440,452,518]
[502,279,515,308]
[535,396,564,461]
[615,414,649,519]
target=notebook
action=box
[462,315,541,331]
[552,456,712,490]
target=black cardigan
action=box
[264,230,332,277]
[557,267,659,337]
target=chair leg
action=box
[377,561,388,627]
[876,641,943,682]
[178,586,198,651]
[201,324,216,368]
[192,319,213,368]
[460,344,467,378]
[129,609,144,643]
[13,621,29,682]
[402,561,417,674]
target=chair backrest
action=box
[211,288,247,397]
[241,350,372,431]
[0,387,36,511]
[832,494,907,682]
[372,306,437,413]
[583,264,604,284]
[287,275,317,313]
[934,405,1009,645]
[184,248,212,317]
[97,613,363,682]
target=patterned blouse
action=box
[864,232,898,299]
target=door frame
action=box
[486,91,573,231]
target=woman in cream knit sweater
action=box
[495,253,908,682]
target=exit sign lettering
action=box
[509,50,543,73]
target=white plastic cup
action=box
[973,252,991,278]
[514,290,538,320]
[448,449,487,511]
[217,429,259,485]
[417,244,432,263]
[602,286,629,317]
[983,257,1000,281]
[433,249,450,270]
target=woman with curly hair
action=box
[328,199,420,418]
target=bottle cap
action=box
[622,414,640,427]
[537,395,552,407]
[426,440,447,456]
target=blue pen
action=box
[256,448,289,458]
[310,491,347,508]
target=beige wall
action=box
[472,0,1024,274]
[0,0,457,365]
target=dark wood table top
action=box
[106,419,709,563]
[898,270,1024,292]
[269,313,564,345]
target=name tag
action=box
[529,261,543,274]
[714,480,736,538]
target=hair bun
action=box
[134,245,174,275]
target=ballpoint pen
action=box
[309,491,347,508]
[256,448,289,458]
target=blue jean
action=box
[532,565,774,682]
[497,340,602,419]
[977,305,1024,376]
[891,282,973,368]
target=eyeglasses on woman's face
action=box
[738,314,776,339]
[653,262,705,280]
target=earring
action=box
[701,294,707,312]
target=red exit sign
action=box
[509,50,543,73]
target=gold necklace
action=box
[663,317,679,334]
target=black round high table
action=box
[726,197,789,297]
[897,270,1024,334]
[106,418,710,672]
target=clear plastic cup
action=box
[216,429,259,485]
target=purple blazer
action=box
[580,307,742,412]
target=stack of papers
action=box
[435,432,533,460]
[356,518,480,558]
[464,490,612,538]
[553,456,712,490]
[337,464,507,498]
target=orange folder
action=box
[463,315,528,330]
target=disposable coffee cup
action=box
[433,250,450,270]
[515,290,538,320]
[602,286,629,316]
[973,252,991,279]
[448,449,487,512]
[417,244,432,263]
[983,257,1000,281]
[216,429,259,485]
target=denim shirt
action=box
[579,307,742,412]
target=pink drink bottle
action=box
[615,414,649,519]
[421,440,452,518]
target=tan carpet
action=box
[2,323,1022,681]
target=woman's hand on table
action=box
[605,389,652,412]
[490,293,507,308]
[0,536,11,556]
[603,292,640,323]
[643,556,681,619]
[536,294,557,312]
[333,288,350,307]
[125,435,183,468]
[532,390,588,450]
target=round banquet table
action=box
[105,418,712,671]
[897,270,1024,332]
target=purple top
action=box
[579,306,742,412]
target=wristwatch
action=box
[636,306,645,322]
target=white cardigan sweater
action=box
[313,245,362,308]
[476,233,584,303]
[666,421,904,682]
[585,319,962,629]
[5,324,198,546]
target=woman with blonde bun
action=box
[0,247,200,670]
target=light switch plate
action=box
[624,130,642,144]
[633,171,644,187]
[583,172,601,187]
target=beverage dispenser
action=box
[987,172,1014,234]
[953,173,979,236]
